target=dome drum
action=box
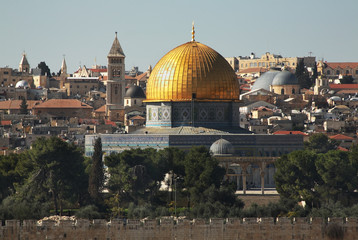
[146,101,241,128]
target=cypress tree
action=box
[20,98,28,115]
[88,137,104,203]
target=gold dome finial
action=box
[191,21,195,42]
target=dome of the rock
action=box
[146,41,239,102]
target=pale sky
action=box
[1,0,357,74]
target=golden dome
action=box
[145,41,240,102]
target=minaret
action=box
[106,32,126,120]
[19,52,30,73]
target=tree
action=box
[295,59,312,89]
[25,137,88,215]
[311,63,318,84]
[37,62,51,77]
[88,137,104,203]
[315,150,358,204]
[105,148,167,210]
[19,98,28,115]
[274,150,321,207]
[183,146,226,205]
[340,75,354,84]
[304,133,338,153]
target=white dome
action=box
[15,80,29,89]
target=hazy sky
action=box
[1,0,358,74]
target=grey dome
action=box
[124,85,146,98]
[272,71,298,86]
[15,80,29,89]
[210,138,234,156]
[251,70,280,91]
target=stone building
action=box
[64,77,101,97]
[227,52,315,72]
[32,99,93,120]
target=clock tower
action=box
[106,32,126,121]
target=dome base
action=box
[146,101,241,128]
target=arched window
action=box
[281,88,284,95]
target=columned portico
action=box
[217,157,278,195]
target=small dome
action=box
[124,85,146,98]
[251,70,280,91]
[15,80,29,89]
[210,138,234,156]
[272,70,298,86]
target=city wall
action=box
[0,217,356,240]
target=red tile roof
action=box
[33,99,93,109]
[238,67,268,74]
[325,62,358,69]
[329,134,354,140]
[0,120,11,126]
[94,105,105,113]
[329,84,358,89]
[130,115,145,120]
[105,119,116,127]
[273,131,308,136]
[337,146,349,151]
[0,100,41,110]
[125,75,137,80]
[90,68,107,73]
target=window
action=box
[355,70,358,74]
[12,79,15,82]
[336,70,340,75]
[292,88,295,94]
[327,70,331,75]
[114,87,118,95]
[281,89,284,95]
[77,85,79,88]
[3,79,6,82]
[3,71,8,75]
[346,70,350,74]
[258,62,261,67]
[134,100,137,104]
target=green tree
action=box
[105,148,167,211]
[295,59,312,89]
[88,137,104,203]
[340,75,354,84]
[0,153,28,201]
[37,61,51,77]
[25,137,88,215]
[274,150,321,207]
[311,63,318,84]
[183,146,226,205]
[304,133,338,153]
[315,150,358,205]
[19,98,28,115]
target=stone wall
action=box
[1,217,356,240]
